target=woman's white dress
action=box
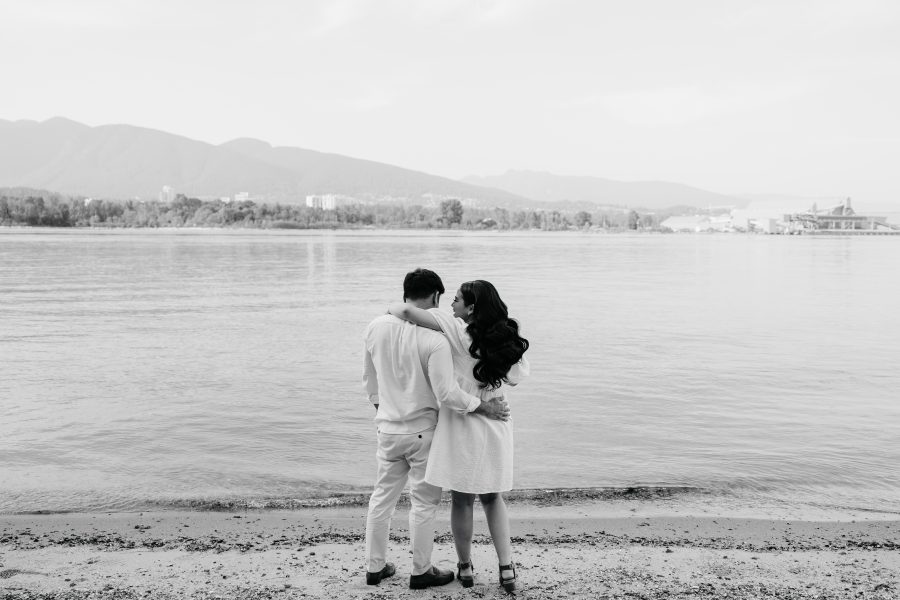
[424,309,529,494]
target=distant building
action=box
[660,215,711,232]
[707,214,733,232]
[234,192,250,203]
[657,198,898,235]
[783,198,897,234]
[306,194,337,210]
[159,186,176,203]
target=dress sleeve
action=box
[505,355,530,386]
[427,309,470,357]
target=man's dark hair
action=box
[403,268,445,301]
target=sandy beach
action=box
[1,493,898,600]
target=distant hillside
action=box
[463,170,749,211]
[0,118,526,206]
[0,186,79,201]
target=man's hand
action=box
[474,396,510,421]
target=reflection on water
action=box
[1,229,899,513]
[305,236,338,284]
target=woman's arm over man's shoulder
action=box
[387,302,441,331]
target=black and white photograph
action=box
[2,1,899,598]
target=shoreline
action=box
[6,486,707,515]
[2,499,898,599]
[6,484,899,520]
[4,224,899,238]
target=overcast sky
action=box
[3,0,899,206]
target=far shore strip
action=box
[1,498,898,599]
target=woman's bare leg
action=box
[451,491,475,577]
[478,492,513,572]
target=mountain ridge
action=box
[0,118,526,206]
[3,118,749,210]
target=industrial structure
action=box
[785,198,899,235]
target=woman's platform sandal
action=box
[457,561,475,588]
[499,562,517,593]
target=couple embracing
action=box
[362,268,530,592]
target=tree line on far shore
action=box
[0,192,668,231]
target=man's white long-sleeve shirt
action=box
[363,314,481,434]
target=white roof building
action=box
[660,215,711,232]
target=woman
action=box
[390,280,529,592]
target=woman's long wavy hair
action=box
[459,280,529,389]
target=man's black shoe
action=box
[409,566,454,589]
[366,562,396,585]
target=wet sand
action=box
[1,497,898,599]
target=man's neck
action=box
[407,298,436,310]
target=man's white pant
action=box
[365,428,442,576]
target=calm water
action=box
[2,229,899,514]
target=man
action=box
[363,268,509,589]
